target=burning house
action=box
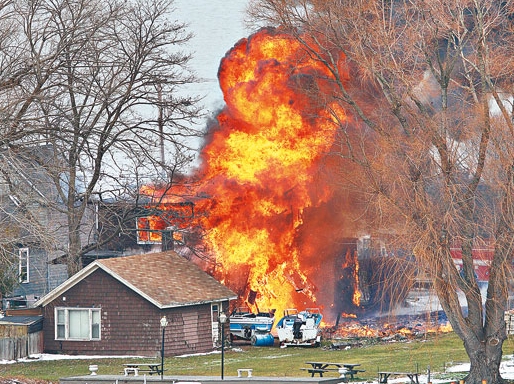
[133,28,437,328]
[115,27,500,336]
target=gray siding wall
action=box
[11,249,68,301]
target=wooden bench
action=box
[237,368,253,377]
[123,363,167,376]
[379,371,420,384]
[350,369,366,377]
[139,368,168,375]
[301,367,337,377]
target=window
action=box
[19,248,29,283]
[211,303,220,322]
[55,308,101,341]
[136,216,163,244]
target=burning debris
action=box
[323,311,453,348]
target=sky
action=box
[165,0,254,171]
[172,0,252,117]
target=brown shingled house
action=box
[34,251,237,356]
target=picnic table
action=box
[302,361,365,379]
[123,363,165,376]
[378,371,421,384]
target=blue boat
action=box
[229,307,275,346]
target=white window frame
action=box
[19,247,29,283]
[211,303,219,323]
[211,303,220,345]
[55,307,101,341]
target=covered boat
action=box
[229,307,275,346]
[276,308,322,347]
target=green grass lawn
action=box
[1,332,513,382]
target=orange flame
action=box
[437,322,453,333]
[141,28,364,324]
[139,21,458,330]
[195,28,350,320]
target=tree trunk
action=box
[440,243,509,384]
[67,210,83,277]
[67,234,82,276]
[435,245,507,384]
[464,334,504,384]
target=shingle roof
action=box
[98,251,237,307]
[0,315,42,326]
[35,251,237,309]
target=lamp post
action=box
[219,312,227,380]
[160,315,168,380]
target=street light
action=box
[160,315,168,380]
[219,312,227,380]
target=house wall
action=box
[10,248,62,301]
[0,144,96,305]
[12,247,49,297]
[46,263,68,292]
[41,269,215,356]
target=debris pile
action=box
[322,311,452,348]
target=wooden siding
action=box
[41,269,215,356]
[5,308,42,316]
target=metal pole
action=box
[161,326,165,380]
[221,322,225,380]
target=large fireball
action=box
[192,27,358,322]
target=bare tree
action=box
[249,1,514,383]
[0,0,203,277]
